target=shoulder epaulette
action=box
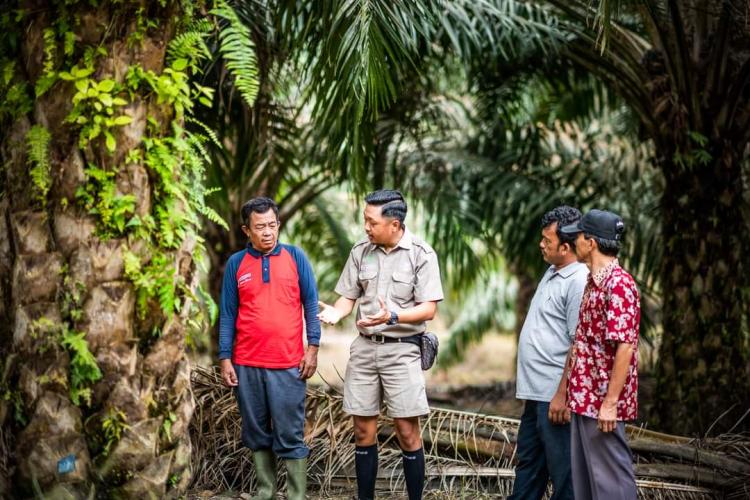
[352,237,370,249]
[411,235,436,254]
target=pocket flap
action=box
[392,271,413,284]
[358,269,377,280]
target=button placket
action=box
[262,255,270,283]
[375,250,386,297]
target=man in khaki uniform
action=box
[319,189,443,500]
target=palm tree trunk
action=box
[654,151,750,436]
[0,1,197,496]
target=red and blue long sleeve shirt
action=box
[219,243,321,368]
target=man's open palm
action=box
[318,301,342,325]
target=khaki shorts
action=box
[343,334,430,418]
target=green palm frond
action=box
[320,0,431,119]
[211,0,260,108]
[284,191,356,298]
[449,120,655,276]
[200,99,304,225]
[438,271,517,368]
[545,0,636,52]
[435,0,565,60]
[288,0,435,182]
[402,151,493,289]
[250,0,573,190]
[591,0,616,50]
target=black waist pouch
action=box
[420,332,439,370]
[399,333,439,370]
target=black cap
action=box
[560,209,625,240]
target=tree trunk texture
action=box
[631,1,750,435]
[1,1,198,497]
[655,153,750,435]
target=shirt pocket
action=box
[358,269,377,293]
[277,277,300,305]
[390,271,414,306]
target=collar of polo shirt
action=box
[246,242,283,257]
[552,261,584,279]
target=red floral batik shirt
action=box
[567,259,640,421]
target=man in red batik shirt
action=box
[559,209,639,500]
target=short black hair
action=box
[241,197,279,226]
[364,189,407,225]
[584,234,622,257]
[541,205,582,248]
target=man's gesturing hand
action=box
[298,345,319,380]
[318,301,342,325]
[356,297,390,328]
[220,358,238,387]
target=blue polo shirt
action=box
[516,262,588,401]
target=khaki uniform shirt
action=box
[335,228,444,337]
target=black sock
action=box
[355,444,378,500]
[401,447,425,500]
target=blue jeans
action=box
[234,365,308,459]
[509,400,573,500]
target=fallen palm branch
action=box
[189,365,748,498]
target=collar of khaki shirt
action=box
[375,227,413,253]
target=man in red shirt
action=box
[219,197,321,500]
[559,209,639,500]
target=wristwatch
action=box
[386,311,399,325]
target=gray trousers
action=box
[571,414,637,500]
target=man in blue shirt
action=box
[510,206,588,500]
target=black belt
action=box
[359,332,422,346]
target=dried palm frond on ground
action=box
[190,366,748,499]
